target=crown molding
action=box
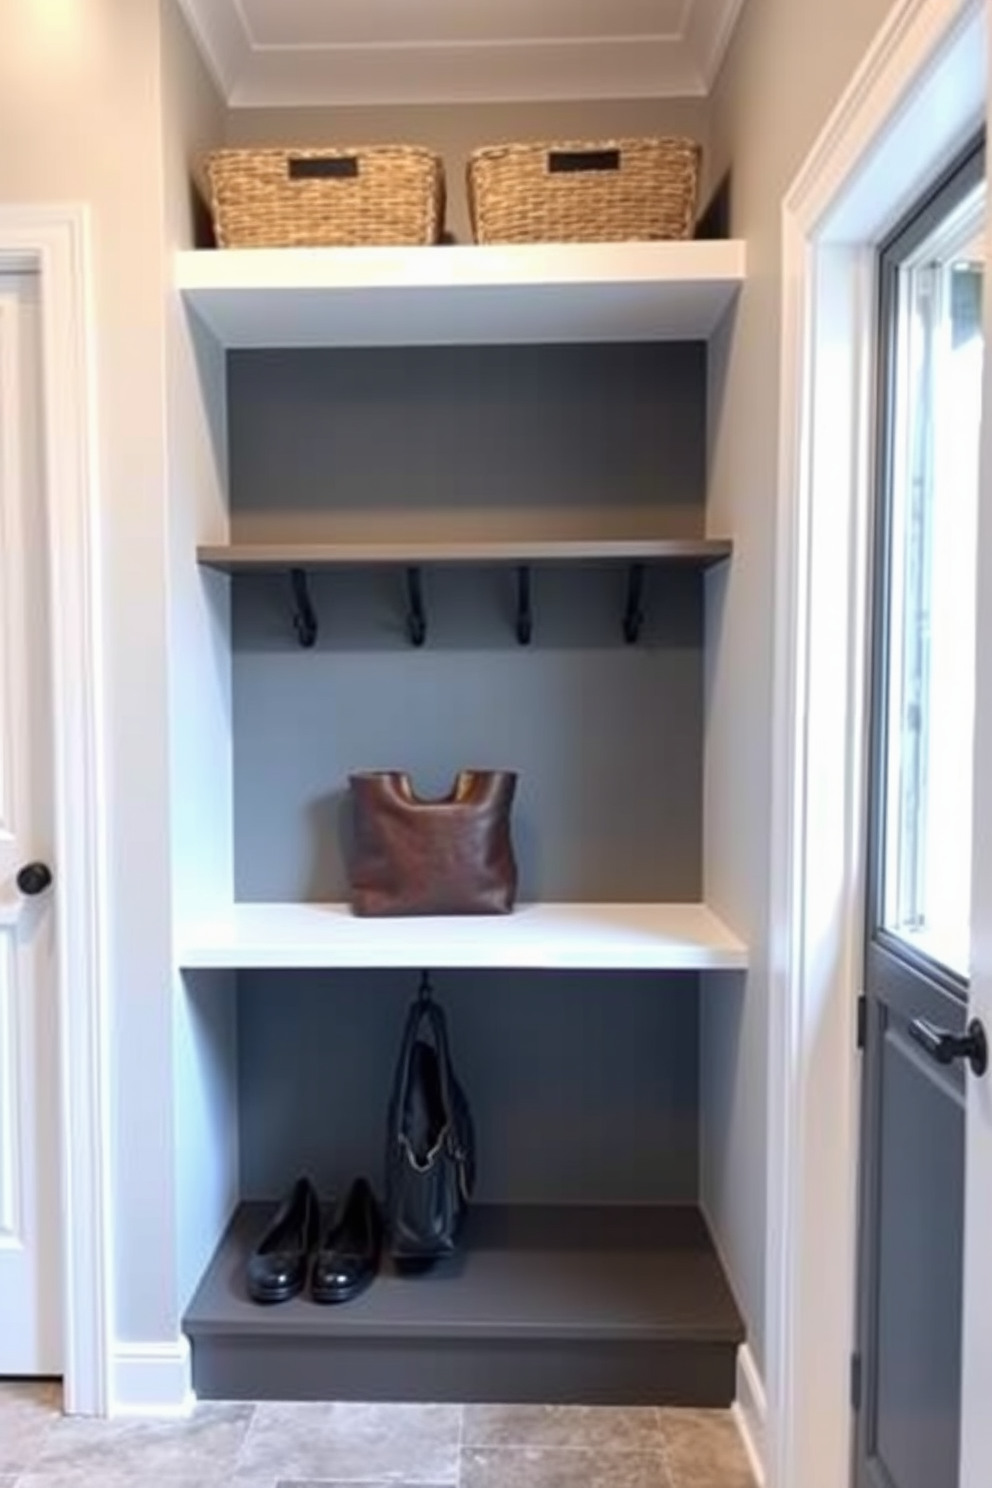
[172,0,748,106]
[230,38,706,108]
[685,0,750,90]
[173,0,249,100]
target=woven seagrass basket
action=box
[467,137,701,245]
[205,146,446,248]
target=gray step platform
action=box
[184,1203,745,1406]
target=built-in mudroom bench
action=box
[171,239,748,1407]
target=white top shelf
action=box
[178,901,748,972]
[176,240,746,349]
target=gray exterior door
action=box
[855,137,987,1488]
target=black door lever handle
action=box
[909,1016,988,1077]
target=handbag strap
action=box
[392,976,457,1131]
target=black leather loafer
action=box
[311,1177,382,1305]
[246,1175,320,1304]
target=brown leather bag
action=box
[347,770,518,916]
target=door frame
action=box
[0,205,112,1414]
[768,1,986,1485]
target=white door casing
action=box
[0,275,60,1374]
[0,206,110,1413]
[958,36,992,1479]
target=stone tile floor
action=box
[0,1382,756,1487]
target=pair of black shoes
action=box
[246,1175,382,1306]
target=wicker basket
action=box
[205,146,446,248]
[467,137,701,245]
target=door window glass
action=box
[879,188,985,978]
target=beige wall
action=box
[227,99,713,244]
[0,0,182,1347]
[700,0,896,1373]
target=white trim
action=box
[109,1339,195,1418]
[732,1344,767,1488]
[0,206,112,1414]
[172,0,246,100]
[179,901,749,972]
[177,239,746,351]
[174,0,736,105]
[768,2,985,1487]
[787,1,975,227]
[688,0,749,91]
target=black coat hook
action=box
[406,567,427,647]
[516,566,533,645]
[623,564,646,645]
[290,568,317,648]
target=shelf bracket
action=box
[516,566,533,646]
[405,566,427,647]
[622,564,646,645]
[289,567,317,649]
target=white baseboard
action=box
[732,1343,767,1487]
[109,1338,195,1417]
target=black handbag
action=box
[385,978,476,1265]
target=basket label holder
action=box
[547,149,622,174]
[288,156,360,181]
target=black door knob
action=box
[16,862,52,897]
[909,1016,988,1078]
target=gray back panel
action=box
[228,343,706,1207]
[238,968,699,1206]
[227,344,707,544]
[232,566,702,902]
[229,343,706,902]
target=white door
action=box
[0,271,60,1374]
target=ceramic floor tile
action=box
[462,1406,662,1453]
[14,1478,249,1488]
[461,1447,673,1488]
[0,1381,62,1415]
[658,1411,755,1488]
[237,1404,461,1484]
[0,1379,62,1473]
[31,1403,254,1479]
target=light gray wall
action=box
[239,969,701,1207]
[700,0,900,1374]
[225,98,713,244]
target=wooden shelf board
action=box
[178,901,748,972]
[198,537,733,574]
[177,240,746,349]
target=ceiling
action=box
[175,0,748,108]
